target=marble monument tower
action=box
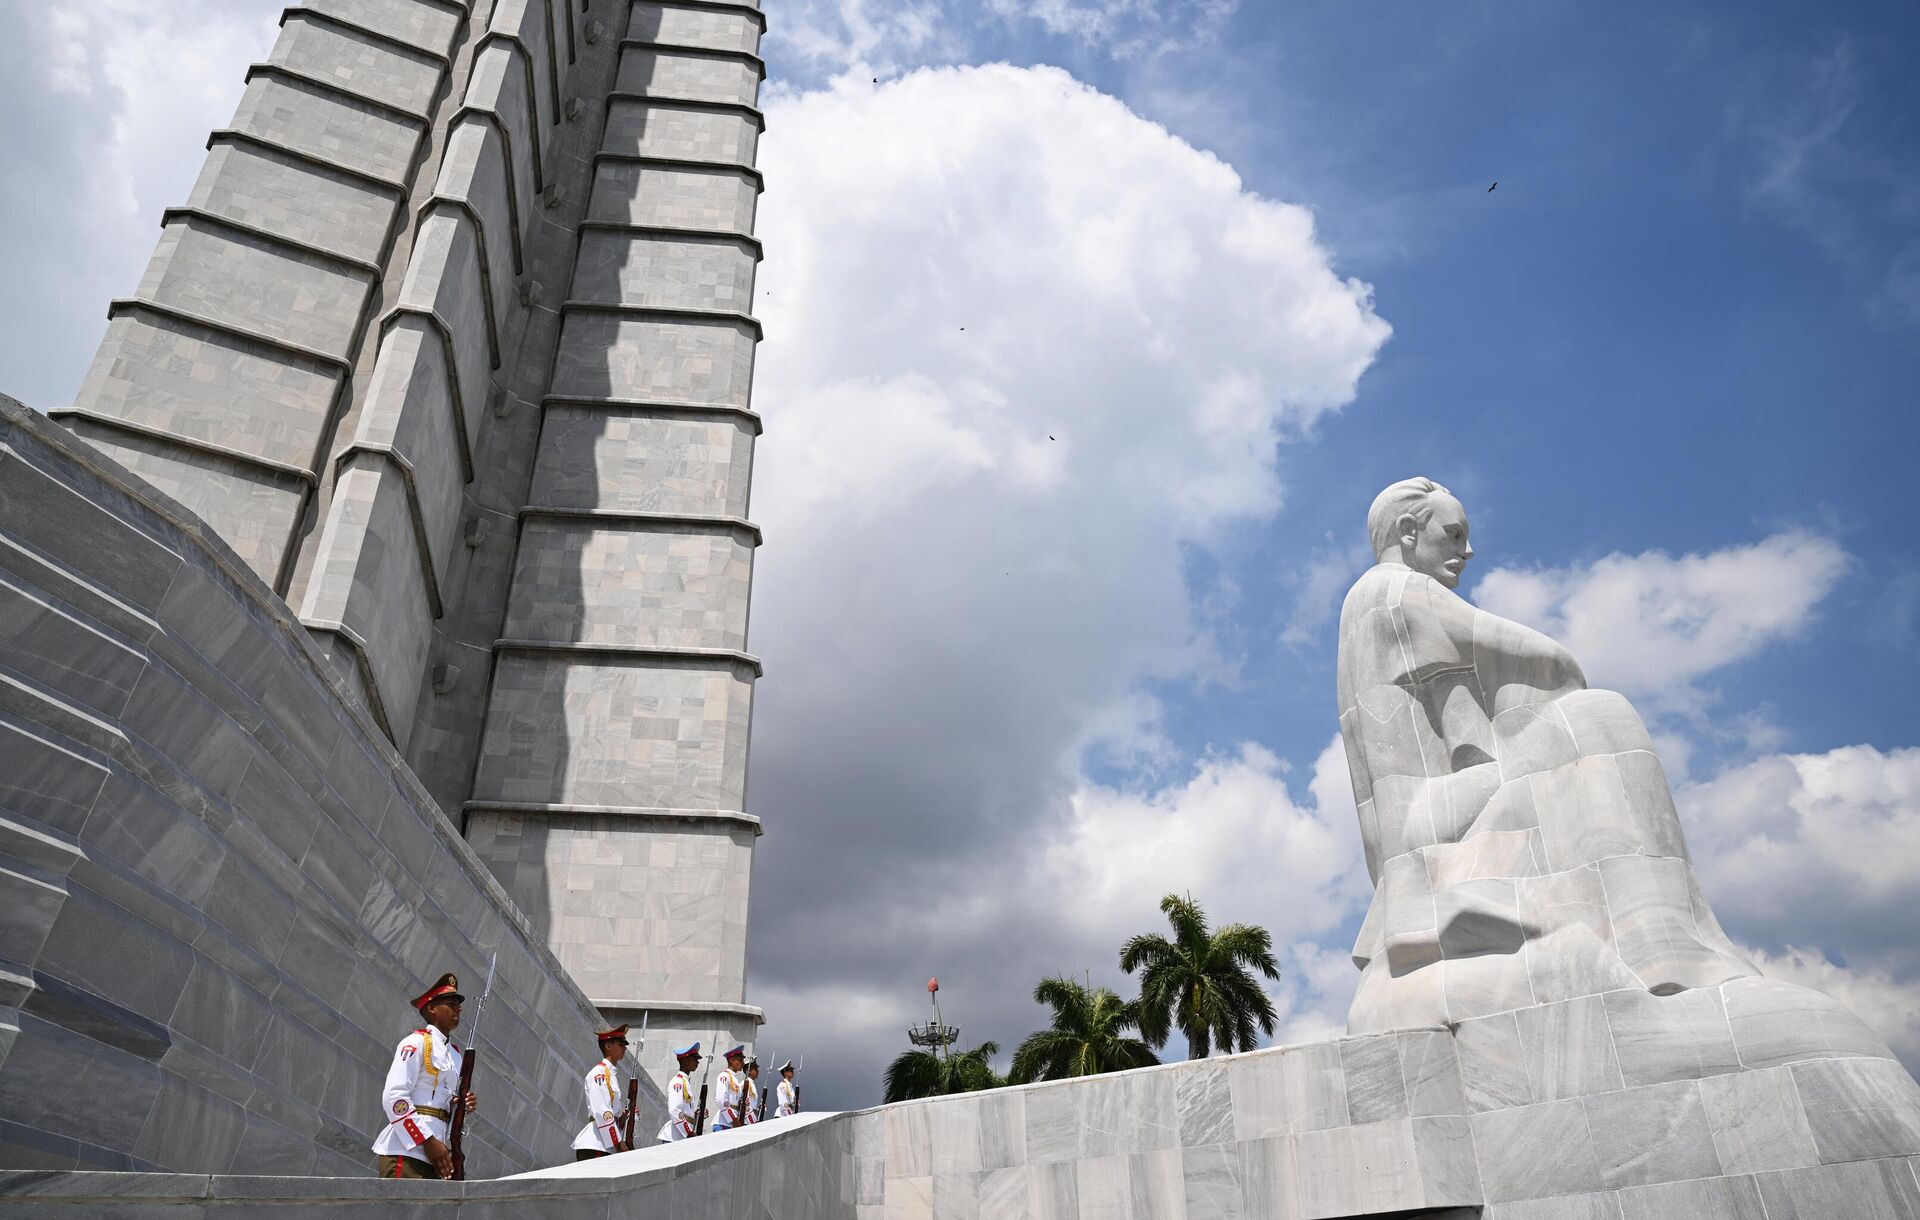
[49,0,767,1093]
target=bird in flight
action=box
[1488,182,1498,192]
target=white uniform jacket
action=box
[371,1027,463,1160]
[775,1079,798,1117]
[711,1068,746,1130]
[743,1078,760,1124]
[571,1058,624,1152]
[657,1070,698,1142]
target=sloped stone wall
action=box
[0,398,662,1174]
[3,1006,1918,1214]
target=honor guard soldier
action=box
[571,1024,632,1159]
[743,1058,762,1124]
[775,1060,799,1118]
[711,1045,749,1131]
[658,1041,702,1142]
[372,972,478,1179]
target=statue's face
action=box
[1402,492,1472,588]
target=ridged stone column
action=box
[463,0,767,1092]
[55,0,472,590]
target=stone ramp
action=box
[6,1022,1919,1216]
[0,397,655,1174]
[0,1113,850,1219]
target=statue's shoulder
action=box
[1340,563,1412,619]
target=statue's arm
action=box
[1466,596,1586,712]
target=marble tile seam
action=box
[516,505,761,543]
[584,998,765,1018]
[426,135,526,268]
[603,91,767,129]
[576,219,762,256]
[558,298,763,339]
[489,637,763,674]
[618,37,768,76]
[44,410,320,489]
[462,800,761,830]
[156,207,385,279]
[100,299,353,374]
[535,0,563,117]
[466,34,547,190]
[558,0,581,69]
[241,63,435,128]
[324,443,446,614]
[278,5,458,68]
[538,394,763,432]
[304,0,469,38]
[300,621,399,737]
[445,106,533,248]
[636,0,768,30]
[591,152,764,190]
[372,308,477,477]
[204,129,409,194]
[413,199,504,361]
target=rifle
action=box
[447,953,496,1181]
[620,1077,639,1148]
[693,1034,716,1135]
[618,1011,647,1149]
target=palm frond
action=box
[1121,893,1285,1060]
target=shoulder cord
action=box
[419,1028,441,1084]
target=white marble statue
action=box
[1337,478,1874,1042]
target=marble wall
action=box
[0,1113,853,1219]
[831,1024,1920,1220]
[462,0,770,1100]
[0,397,663,1174]
[8,1013,1915,1215]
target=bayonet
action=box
[446,953,495,1181]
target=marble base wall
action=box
[0,398,664,1175]
[0,1112,855,1219]
[2,997,1917,1216]
[836,1023,1920,1220]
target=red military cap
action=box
[411,971,463,1012]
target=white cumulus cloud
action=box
[769,0,1240,76]
[745,63,1388,1106]
[1682,744,1920,971]
[1470,530,1850,709]
[0,0,279,409]
[1677,743,1920,1074]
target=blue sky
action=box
[1,0,1915,1113]
[747,0,1920,1108]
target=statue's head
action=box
[1367,477,1472,589]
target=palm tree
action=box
[1120,892,1281,1059]
[882,1041,1004,1102]
[1008,975,1160,1083]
